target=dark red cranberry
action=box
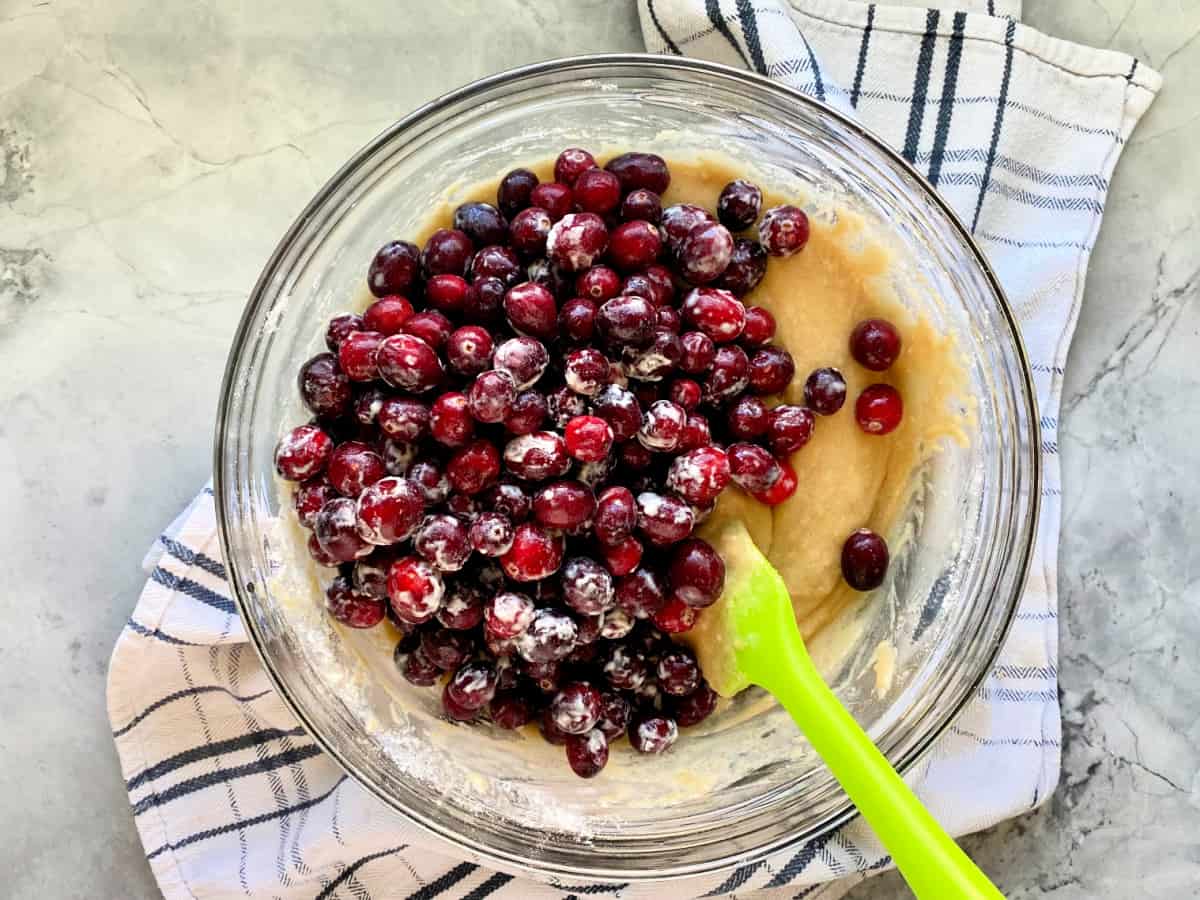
[564,415,614,463]
[536,707,570,743]
[387,556,445,624]
[592,384,642,441]
[493,336,549,390]
[597,294,655,346]
[503,282,557,339]
[299,352,351,418]
[750,456,797,506]
[673,682,718,726]
[850,318,903,371]
[361,296,414,337]
[666,446,730,506]
[605,152,670,194]
[669,538,725,608]
[421,274,465,315]
[413,513,472,571]
[445,660,498,712]
[306,531,342,567]
[630,715,678,754]
[530,182,573,221]
[453,201,508,247]
[549,682,603,734]
[447,439,501,494]
[572,168,622,215]
[636,492,695,546]
[327,441,385,496]
[623,328,682,381]
[653,596,697,634]
[421,627,474,670]
[716,237,768,296]
[565,729,609,778]
[485,590,535,639]
[658,649,701,696]
[325,575,386,628]
[554,147,597,185]
[315,497,374,562]
[407,458,451,505]
[497,167,539,218]
[515,607,578,662]
[469,512,514,557]
[464,276,506,323]
[855,384,904,435]
[438,582,485,630]
[355,476,424,544]
[444,325,493,376]
[680,414,712,450]
[325,313,363,351]
[561,557,615,616]
[842,528,889,590]
[748,346,796,395]
[468,244,522,286]
[661,203,716,254]
[620,188,662,223]
[682,287,746,343]
[618,440,653,472]
[421,227,474,277]
[727,395,770,439]
[430,392,474,447]
[759,204,810,257]
[703,345,750,404]
[337,330,383,381]
[275,425,333,481]
[377,334,444,393]
[637,400,686,452]
[490,691,534,729]
[378,397,430,442]
[353,386,387,424]
[608,220,662,272]
[602,643,649,690]
[741,306,776,346]
[295,478,337,528]
[467,370,517,424]
[401,310,453,352]
[593,692,630,740]
[400,647,441,685]
[717,179,763,231]
[768,404,815,455]
[559,297,599,343]
[593,486,637,546]
[532,481,595,530]
[501,522,565,582]
[656,306,681,333]
[602,536,643,577]
[484,481,531,523]
[368,240,421,296]
[505,389,548,434]
[676,333,715,377]
[727,442,782,493]
[547,212,609,272]
[353,549,397,599]
[677,221,734,284]
[804,367,847,415]
[508,207,553,260]
[575,266,621,303]
[547,386,589,429]
[667,379,701,411]
[445,492,478,522]
[381,438,417,477]
[563,348,610,397]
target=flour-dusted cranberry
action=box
[630,715,678,754]
[336,330,383,381]
[467,370,517,424]
[703,345,750,404]
[855,383,904,435]
[402,310,454,353]
[768,404,815,455]
[501,522,565,582]
[381,439,418,477]
[609,220,662,272]
[356,476,424,544]
[676,332,715,377]
[562,348,609,397]
[438,582,485,629]
[377,334,444,393]
[306,531,342,567]
[368,240,421,296]
[421,627,474,671]
[453,201,508,247]
[620,188,662,223]
[463,276,505,324]
[572,168,622,215]
[605,151,670,194]
[657,650,702,697]
[497,167,539,217]
[637,492,696,546]
[516,607,578,663]
[484,481,531,523]
[399,647,441,686]
[596,294,656,348]
[602,642,649,690]
[487,691,533,730]
[602,536,643,577]
[549,681,603,735]
[275,425,333,481]
[592,384,642,441]
[678,221,734,284]
[751,456,797,506]
[354,548,398,599]
[353,386,387,425]
[421,227,474,277]
[445,492,479,522]
[716,237,768,296]
[469,512,514,557]
[530,182,573,221]
[653,596,697,634]
[560,415,610,463]
[591,693,628,741]
[554,147,597,185]
[636,400,686,452]
[387,556,445,624]
[504,431,570,482]
[315,497,374,562]
[430,392,475,447]
[444,325,493,376]
[325,313,363,351]
[408,458,451,505]
[361,296,413,335]
[560,556,615,616]
[558,297,599,343]
[503,282,557,340]
[667,379,701,411]
[445,660,499,712]
[508,207,553,258]
[565,729,608,778]
[533,481,596,529]
[759,204,810,257]
[741,307,776,347]
[619,566,672,623]
[593,485,637,546]
[493,336,549,390]
[656,306,682,333]
[645,263,678,305]
[804,367,847,415]
[727,395,770,439]
[748,346,796,395]
[850,318,902,370]
[661,203,716,254]
[666,446,731,507]
[413,513,472,571]
[673,682,718,727]
[505,390,549,434]
[682,287,746,343]
[324,575,386,628]
[539,708,571,743]
[447,439,501,494]
[727,442,782,493]
[299,353,352,418]
[467,243,522,287]
[295,478,337,528]
[547,212,609,273]
[594,609,631,644]
[669,538,725,608]
[680,414,712,451]
[842,527,889,591]
[717,179,763,231]
[485,590,536,639]
[327,441,385,496]
[575,266,621,304]
[623,328,682,382]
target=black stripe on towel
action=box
[705,0,750,67]
[315,845,408,900]
[127,726,306,790]
[902,8,941,165]
[849,4,876,108]
[646,0,681,54]
[972,16,1016,231]
[734,0,768,75]
[927,11,967,186]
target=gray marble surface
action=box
[0,1,1196,897]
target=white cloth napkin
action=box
[108,2,1159,896]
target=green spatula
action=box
[700,520,1004,900]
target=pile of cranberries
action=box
[274,148,904,778]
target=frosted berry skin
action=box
[387,556,446,624]
[356,476,424,545]
[377,334,444,393]
[804,367,848,415]
[274,425,333,481]
[717,179,763,231]
[546,213,609,273]
[759,204,811,257]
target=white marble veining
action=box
[0,0,1195,897]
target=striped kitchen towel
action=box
[107,2,1159,897]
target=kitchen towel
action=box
[108,2,1160,897]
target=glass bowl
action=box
[214,54,1039,882]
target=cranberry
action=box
[804,367,847,415]
[531,481,594,530]
[630,715,678,754]
[547,212,609,272]
[549,682,603,735]
[501,282,556,339]
[562,348,609,397]
[592,384,642,441]
[716,238,768,296]
[673,683,718,726]
[504,431,570,481]
[501,522,565,581]
[748,346,796,395]
[445,492,478,522]
[469,512,514,557]
[603,643,649,690]
[717,179,763,231]
[575,266,621,303]
[590,486,634,546]
[642,264,677,306]
[508,207,553,258]
[493,336,549,389]
[558,416,609,464]
[353,549,396,599]
[377,334,444,393]
[408,458,451,505]
[636,492,695,546]
[530,182,574,221]
[597,294,656,347]
[421,227,473,277]
[554,147,597,185]
[419,275,464,316]
[453,201,508,247]
[751,456,797,506]
[572,168,622,215]
[703,345,750,404]
[636,400,686,452]
[620,188,662,223]
[557,557,613,616]
[368,240,421,296]
[677,221,734,284]
[299,353,351,418]
[353,386,387,424]
[666,446,730,506]
[842,528,890,591]
[656,650,701,698]
[505,389,549,434]
[515,607,578,662]
[387,556,445,624]
[679,331,716,375]
[618,440,653,472]
[467,370,517,424]
[334,330,381,381]
[484,482,531,522]
[485,590,536,639]
[497,167,539,217]
[421,627,474,671]
[661,203,716,254]
[447,439,501,494]
[680,414,712,450]
[412,514,471,572]
[445,660,498,712]
[768,404,815,455]
[559,297,599,343]
[468,244,522,286]
[668,379,702,411]
[400,647,441,686]
[275,425,333,481]
[656,306,682,333]
[326,441,384,496]
[620,273,659,309]
[490,692,534,729]
[682,288,746,343]
[856,384,904,435]
[741,307,776,347]
[430,392,475,447]
[356,476,424,544]
[539,708,571,743]
[565,729,608,778]
[602,537,643,577]
[849,318,903,371]
[669,538,726,608]
[443,326,492,376]
[326,313,363,350]
[653,596,698,633]
[324,576,386,628]
[438,582,485,629]
[605,152,670,194]
[608,220,662,272]
[727,395,770,439]
[465,276,506,323]
[403,311,454,353]
[622,328,682,382]
[315,497,374,562]
[295,478,337,528]
[727,442,782,493]
[593,692,630,740]
[306,531,342,567]
[759,204,810,257]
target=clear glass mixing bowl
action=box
[215,55,1039,882]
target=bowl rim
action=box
[214,51,1041,883]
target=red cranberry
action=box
[408,458,450,505]
[315,497,374,562]
[360,297,412,337]
[501,522,565,581]
[565,729,608,778]
[549,681,603,735]
[353,549,396,599]
[560,557,615,615]
[667,379,702,411]
[572,168,622,215]
[677,221,734,284]
[620,273,659,308]
[637,492,695,546]
[368,240,420,296]
[465,276,506,323]
[387,556,445,624]
[421,227,473,277]
[717,179,763,231]
[307,531,342,567]
[653,596,698,634]
[353,386,387,424]
[751,456,797,506]
[400,647,441,685]
[618,440,653,472]
[669,538,725,608]
[445,660,498,712]
[413,514,472,571]
[554,147,597,185]
[453,201,508,247]
[642,263,677,306]
[609,220,662,272]
[749,346,796,395]
[604,152,670,194]
[420,629,474,673]
[447,439,501,494]
[467,370,517,424]
[680,414,712,450]
[326,313,363,350]
[505,389,549,434]
[563,348,610,397]
[468,244,522,286]
[630,715,678,754]
[420,275,465,316]
[444,326,493,376]
[484,481,531,522]
[327,441,385,496]
[299,353,351,418]
[515,607,578,662]
[575,266,621,303]
[602,536,643,577]
[530,182,573,221]
[497,167,539,217]
[564,415,614,463]
[661,203,716,254]
[592,384,642,441]
[804,367,847,415]
[682,287,746,343]
[620,188,662,223]
[593,486,637,546]
[503,282,557,339]
[727,442,782,493]
[532,480,595,530]
[438,582,485,629]
[469,512,514,557]
[716,237,768,295]
[295,478,337,528]
[704,345,751,404]
[679,331,716,375]
[741,306,776,346]
[759,205,810,257]
[602,643,649,689]
[637,400,686,452]
[673,682,718,727]
[275,425,333,481]
[508,207,553,258]
[666,446,730,507]
[656,306,682,332]
[594,692,631,740]
[559,297,599,343]
[430,392,475,447]
[336,330,383,381]
[727,395,770,439]
[768,404,815,455]
[402,310,453,352]
[842,528,889,590]
[504,431,569,481]
[377,334,444,393]
[856,384,904,435]
[622,328,682,382]
[485,590,535,639]
[539,708,571,743]
[850,318,903,370]
[547,212,608,272]
[493,336,549,389]
[597,294,656,346]
[658,650,702,697]
[355,476,424,544]
[490,692,534,729]
[325,575,386,628]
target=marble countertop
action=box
[1,1,1196,897]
